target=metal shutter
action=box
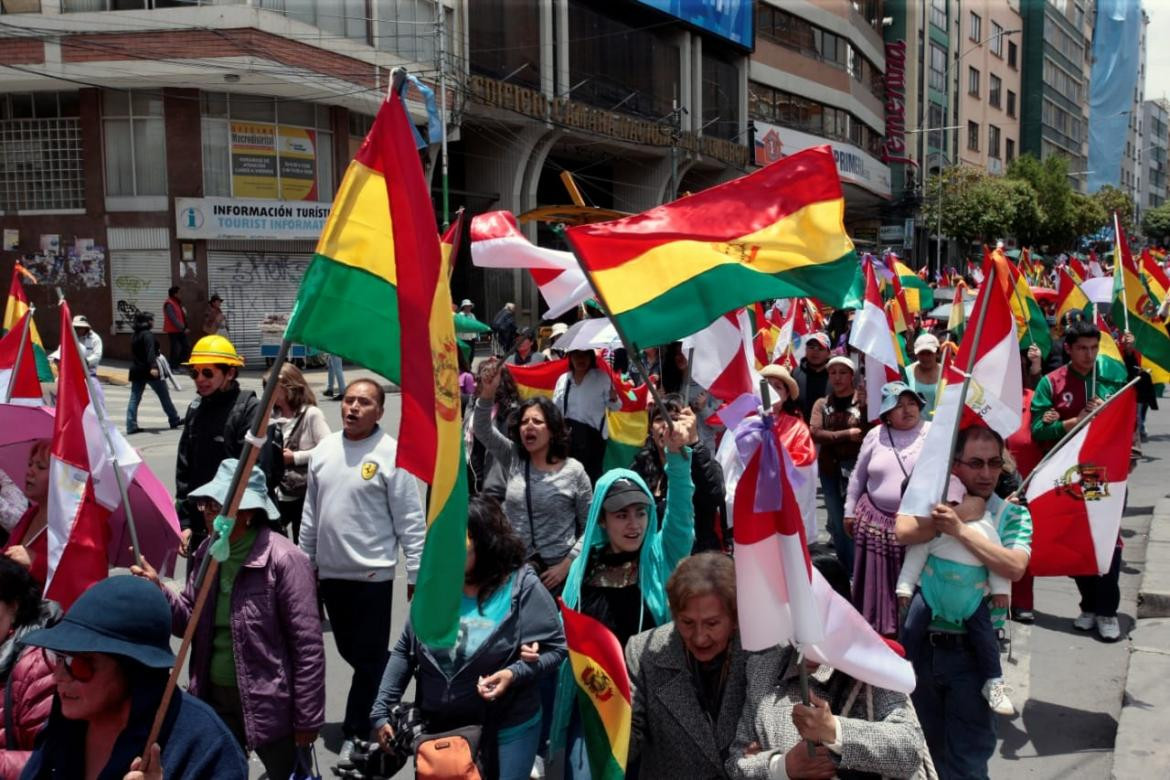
[205,249,312,366]
[109,250,172,335]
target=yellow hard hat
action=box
[185,335,244,367]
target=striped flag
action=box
[565,146,858,349]
[1112,217,1170,372]
[947,280,968,340]
[1056,265,1092,322]
[470,211,591,318]
[1093,313,1129,391]
[850,260,903,423]
[680,309,760,403]
[601,382,649,472]
[1069,256,1088,282]
[1025,387,1136,576]
[508,357,568,400]
[1001,248,1053,358]
[2,265,52,382]
[559,602,632,780]
[0,311,44,405]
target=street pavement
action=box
[95,363,1168,778]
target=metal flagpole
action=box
[143,338,291,770]
[436,0,450,229]
[5,303,33,403]
[55,290,142,566]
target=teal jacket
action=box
[549,449,695,757]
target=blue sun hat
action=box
[189,458,279,519]
[879,381,927,417]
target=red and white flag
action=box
[0,312,43,405]
[899,251,1022,517]
[46,302,139,608]
[1025,387,1136,576]
[849,260,901,423]
[681,309,761,403]
[1087,250,1105,278]
[470,211,590,318]
[732,414,914,693]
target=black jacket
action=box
[129,320,160,383]
[632,439,727,553]
[175,382,260,532]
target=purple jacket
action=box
[165,526,325,749]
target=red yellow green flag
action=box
[285,90,468,647]
[598,361,650,471]
[1000,251,1053,357]
[2,265,52,381]
[1112,218,1170,372]
[893,259,935,311]
[1056,266,1091,322]
[565,146,858,349]
[560,601,633,780]
[508,357,569,400]
[1093,312,1129,392]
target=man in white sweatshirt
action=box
[299,378,425,762]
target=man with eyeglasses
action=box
[175,335,263,558]
[1030,318,1127,642]
[894,426,1033,779]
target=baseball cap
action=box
[826,355,856,373]
[913,333,940,354]
[806,332,831,349]
[602,478,651,513]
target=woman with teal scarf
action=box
[548,407,697,777]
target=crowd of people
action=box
[0,250,1156,780]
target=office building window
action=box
[0,92,84,211]
[748,81,883,156]
[103,90,167,197]
[968,67,981,98]
[931,0,947,31]
[1008,40,1018,69]
[990,22,1005,56]
[989,125,1001,158]
[928,102,945,149]
[968,121,980,151]
[1006,138,1015,163]
[970,12,981,41]
[990,75,1002,108]
[930,44,946,91]
[1007,90,1017,117]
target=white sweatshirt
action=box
[299,427,426,583]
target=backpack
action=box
[413,726,483,780]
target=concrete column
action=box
[540,0,555,96]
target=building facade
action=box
[1140,98,1169,211]
[955,0,1023,176]
[1019,0,1094,191]
[0,0,753,359]
[747,0,890,249]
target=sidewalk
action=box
[1114,497,1170,777]
[95,360,400,393]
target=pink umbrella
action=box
[0,404,181,577]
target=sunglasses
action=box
[188,367,219,380]
[195,498,223,513]
[43,649,96,682]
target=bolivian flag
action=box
[565,146,858,350]
[893,259,935,311]
[286,90,467,647]
[508,357,568,400]
[560,601,632,780]
[3,265,52,381]
[1112,218,1170,372]
[1138,249,1170,383]
[1056,265,1092,322]
[1001,251,1052,357]
[1093,312,1129,394]
[602,382,649,472]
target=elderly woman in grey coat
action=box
[727,547,927,780]
[625,552,747,779]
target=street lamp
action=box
[915,27,1021,275]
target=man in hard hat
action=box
[175,335,274,556]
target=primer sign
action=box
[753,123,891,198]
[175,197,332,241]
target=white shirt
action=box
[49,330,102,373]
[552,367,620,432]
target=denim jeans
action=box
[820,458,856,572]
[1074,543,1123,618]
[906,595,996,780]
[168,331,189,365]
[326,354,346,394]
[319,579,394,739]
[126,377,181,430]
[901,592,1002,682]
[497,716,542,780]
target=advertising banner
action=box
[753,121,891,198]
[230,122,278,199]
[176,197,332,241]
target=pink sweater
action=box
[844,422,930,516]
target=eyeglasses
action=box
[956,457,1005,472]
[188,368,217,380]
[43,649,96,682]
[195,498,223,513]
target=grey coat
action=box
[625,624,748,780]
[727,647,925,779]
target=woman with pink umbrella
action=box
[3,440,50,586]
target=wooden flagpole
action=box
[142,338,290,768]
